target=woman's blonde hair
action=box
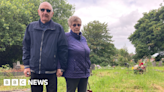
[68,16,82,26]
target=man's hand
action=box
[56,69,63,77]
[24,68,31,77]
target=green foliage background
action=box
[0,0,74,66]
[82,20,116,66]
[129,4,164,61]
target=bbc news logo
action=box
[4,79,48,86]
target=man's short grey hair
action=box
[38,2,53,12]
[68,16,82,26]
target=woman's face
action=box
[70,21,81,35]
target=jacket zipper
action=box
[80,36,87,75]
[39,30,46,74]
[38,29,55,74]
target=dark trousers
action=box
[65,77,88,92]
[30,72,57,92]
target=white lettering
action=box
[44,79,48,85]
[28,80,33,85]
[37,80,44,85]
[28,79,48,85]
[33,80,37,85]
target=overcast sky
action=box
[67,0,163,53]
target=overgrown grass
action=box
[0,66,164,92]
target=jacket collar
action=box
[34,19,56,30]
[39,19,51,28]
[70,30,82,40]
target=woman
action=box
[64,16,91,92]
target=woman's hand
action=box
[56,69,63,77]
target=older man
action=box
[22,2,68,92]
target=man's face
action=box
[70,21,81,35]
[38,3,53,23]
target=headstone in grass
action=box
[159,61,162,66]
[15,61,21,70]
[90,67,92,76]
[90,64,96,76]
[91,64,95,70]
[17,61,20,66]
[13,63,17,69]
[152,62,156,66]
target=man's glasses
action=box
[40,9,51,13]
[72,24,81,27]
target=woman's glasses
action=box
[40,9,51,13]
[73,24,81,27]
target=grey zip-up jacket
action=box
[22,19,68,74]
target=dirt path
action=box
[0,89,30,92]
[153,84,164,92]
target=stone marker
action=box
[90,67,92,76]
[17,61,20,66]
[152,62,156,66]
[159,61,163,66]
[13,63,16,69]
[15,61,21,70]
[90,64,96,76]
[91,64,95,70]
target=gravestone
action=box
[90,67,92,76]
[159,61,163,66]
[17,61,20,66]
[15,61,21,70]
[90,64,96,76]
[152,62,156,66]
[91,64,95,70]
[13,63,17,69]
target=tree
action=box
[82,20,116,66]
[128,4,164,61]
[0,0,74,51]
[117,47,132,66]
[0,0,74,66]
[0,0,31,51]
[0,0,42,66]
